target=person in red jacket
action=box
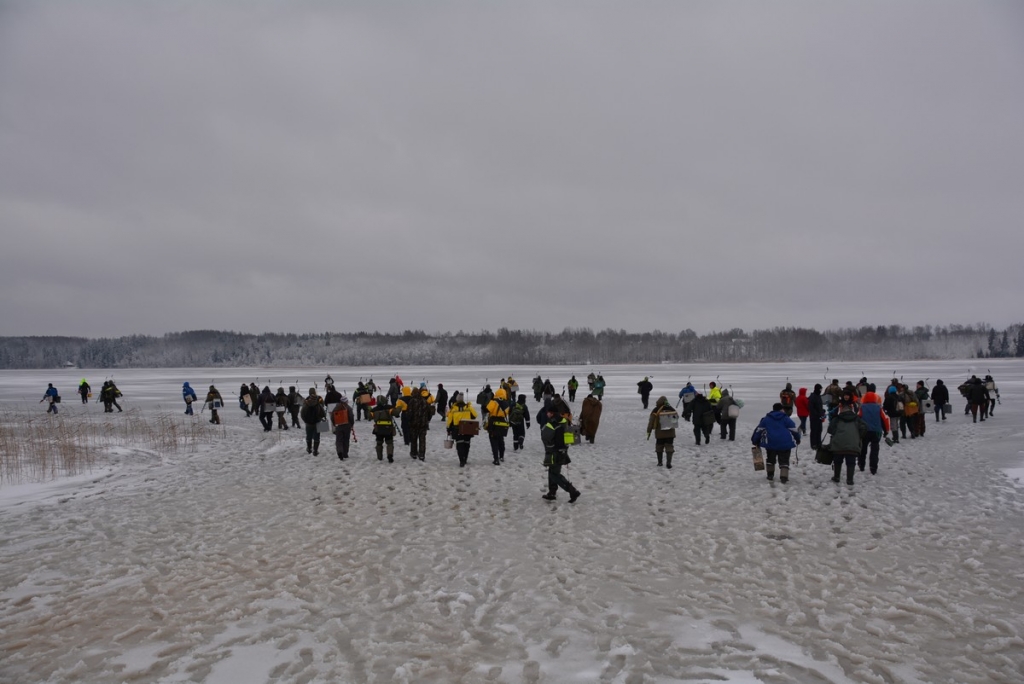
[795,387,810,435]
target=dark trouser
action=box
[277,411,289,429]
[209,410,220,424]
[375,434,394,461]
[488,432,506,462]
[547,462,573,494]
[980,400,989,420]
[719,418,736,440]
[989,398,996,416]
[655,438,674,466]
[241,401,251,417]
[810,417,823,449]
[290,407,300,427]
[899,416,909,438]
[641,394,650,409]
[260,411,274,431]
[798,416,807,434]
[401,415,411,445]
[858,431,881,474]
[682,402,693,421]
[335,427,351,459]
[104,401,112,412]
[694,422,712,444]
[185,402,193,415]
[409,428,426,458]
[833,452,857,484]
[766,449,791,481]
[305,424,320,453]
[511,422,526,450]
[916,414,925,437]
[80,393,88,404]
[111,399,122,412]
[47,402,58,414]
[455,434,471,465]
[907,414,921,437]
[357,403,371,421]
[935,404,945,422]
[970,403,983,422]
[568,389,576,402]
[437,405,447,420]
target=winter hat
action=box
[308,388,317,396]
[339,395,349,404]
[887,386,897,394]
[814,383,822,391]
[656,395,667,406]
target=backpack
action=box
[332,405,350,427]
[780,392,794,408]
[510,402,526,425]
[407,394,430,428]
[372,406,395,436]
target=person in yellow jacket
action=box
[446,393,479,467]
[707,381,722,406]
[395,386,414,448]
[484,388,512,465]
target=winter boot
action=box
[569,487,581,503]
[665,448,673,470]
[766,465,775,481]
[542,491,557,501]
[779,467,788,484]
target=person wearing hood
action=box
[78,379,91,404]
[41,383,59,414]
[300,388,326,455]
[403,386,431,460]
[966,378,990,423]
[354,382,372,421]
[509,394,531,451]
[716,389,738,441]
[287,386,303,427]
[637,377,653,409]
[257,386,275,432]
[858,384,889,475]
[808,384,826,450]
[690,392,715,445]
[828,398,868,485]
[477,384,494,416]
[931,379,950,422]
[542,378,556,403]
[248,383,259,417]
[387,378,401,406]
[484,388,511,464]
[646,396,678,468]
[779,383,796,417]
[182,382,197,415]
[882,385,904,443]
[579,392,603,444]
[371,394,399,463]
[275,387,290,430]
[794,387,810,435]
[324,383,342,408]
[984,374,999,417]
[567,375,579,402]
[205,385,223,425]
[446,393,478,467]
[331,395,355,460]
[913,381,930,437]
[752,403,801,483]
[532,375,544,402]
[678,382,697,422]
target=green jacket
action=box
[827,410,867,454]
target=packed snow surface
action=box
[1,361,1023,683]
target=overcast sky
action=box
[2,2,1022,338]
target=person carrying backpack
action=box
[690,393,715,445]
[484,388,511,464]
[779,383,796,417]
[300,388,326,455]
[78,379,91,404]
[828,398,868,485]
[331,395,355,460]
[446,393,479,467]
[435,383,449,420]
[678,382,696,422]
[509,395,531,451]
[205,385,223,425]
[646,396,678,468]
[542,406,581,503]
[288,386,303,427]
[275,387,290,430]
[257,386,275,432]
[371,395,398,462]
[931,379,949,422]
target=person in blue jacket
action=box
[751,402,801,483]
[41,383,59,414]
[182,382,198,415]
[678,382,697,422]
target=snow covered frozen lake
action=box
[1,360,1023,683]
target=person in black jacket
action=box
[808,384,826,449]
[966,378,990,423]
[931,379,950,422]
[435,384,449,420]
[541,406,580,503]
[257,386,275,432]
[637,377,653,409]
[690,393,715,445]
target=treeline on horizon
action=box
[1,323,1022,370]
